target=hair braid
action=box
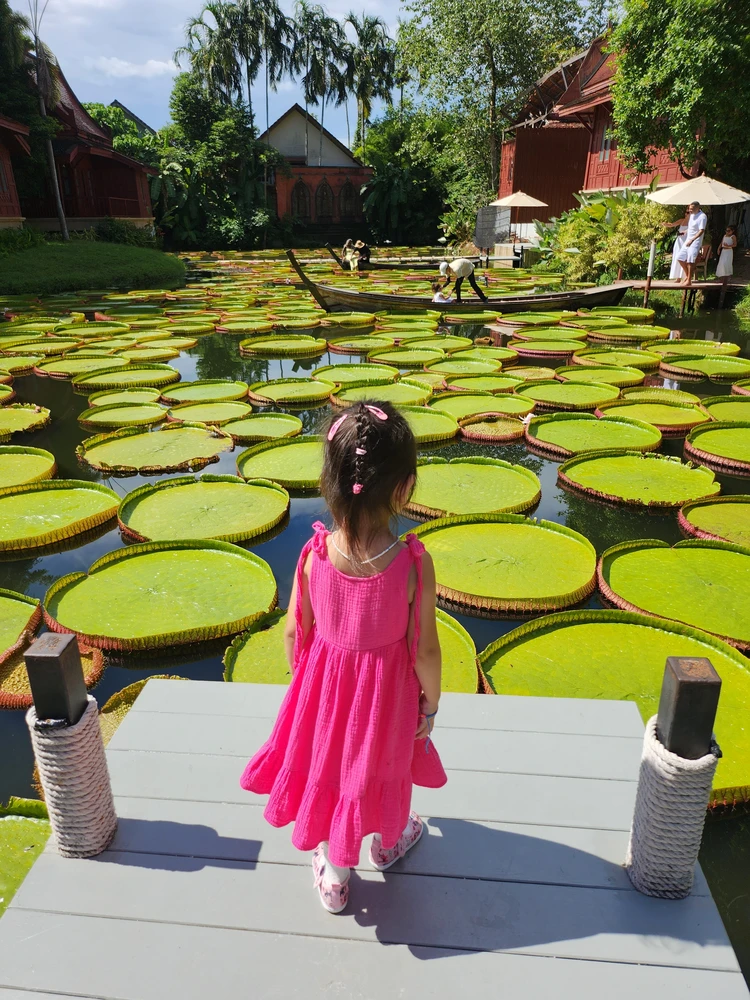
[353,404,370,493]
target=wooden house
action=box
[0,116,30,229]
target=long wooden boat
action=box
[324,244,479,272]
[287,250,632,315]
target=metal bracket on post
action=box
[656,656,721,760]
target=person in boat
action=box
[438,259,488,302]
[342,239,356,270]
[431,281,453,304]
[664,210,689,281]
[676,201,708,285]
[354,240,371,270]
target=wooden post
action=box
[656,656,721,759]
[643,240,657,308]
[24,633,88,726]
[679,287,688,318]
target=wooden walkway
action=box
[0,679,746,999]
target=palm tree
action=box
[176,2,248,114]
[0,0,29,68]
[309,15,347,166]
[26,0,68,240]
[344,13,395,159]
[291,0,328,164]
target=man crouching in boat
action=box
[438,259,488,303]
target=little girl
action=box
[431,281,453,303]
[716,225,737,279]
[240,401,446,913]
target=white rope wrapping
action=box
[26,695,117,858]
[625,715,718,899]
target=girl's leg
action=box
[312,842,350,914]
[369,812,424,871]
[321,841,351,883]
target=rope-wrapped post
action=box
[25,634,117,858]
[625,656,721,899]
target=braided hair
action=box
[321,401,417,562]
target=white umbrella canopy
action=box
[646,175,750,206]
[489,191,549,208]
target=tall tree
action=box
[291,1,328,163]
[610,0,750,183]
[176,2,248,114]
[345,13,395,159]
[309,14,347,166]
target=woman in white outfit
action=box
[665,211,689,280]
[677,201,708,285]
[716,225,737,279]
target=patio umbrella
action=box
[488,191,548,243]
[645,175,750,205]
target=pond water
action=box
[0,281,749,973]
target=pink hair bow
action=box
[327,404,388,441]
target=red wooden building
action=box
[499,37,691,236]
[260,105,372,235]
[0,65,155,231]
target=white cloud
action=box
[84,56,178,79]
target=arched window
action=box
[339,180,359,220]
[290,179,310,220]
[315,179,334,221]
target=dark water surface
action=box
[1,305,749,973]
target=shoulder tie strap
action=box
[293,522,328,652]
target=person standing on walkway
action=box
[438,258,488,302]
[240,402,446,914]
[716,225,737,280]
[665,210,689,281]
[677,201,708,285]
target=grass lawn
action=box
[0,241,186,296]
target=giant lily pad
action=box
[78,402,166,430]
[161,380,248,403]
[493,312,562,326]
[0,355,43,374]
[509,339,584,358]
[0,589,41,664]
[334,379,432,407]
[407,457,540,518]
[87,388,162,407]
[0,480,119,551]
[659,355,750,381]
[645,339,741,357]
[444,373,524,394]
[114,346,180,363]
[589,306,655,322]
[142,336,199,351]
[430,391,533,419]
[558,450,720,507]
[512,326,587,342]
[526,412,661,458]
[408,335,473,351]
[598,538,750,650]
[43,539,277,651]
[0,405,50,441]
[368,346,446,367]
[459,414,525,443]
[410,513,596,615]
[118,474,289,542]
[586,325,671,344]
[621,386,701,405]
[223,412,302,442]
[247,378,333,405]
[595,399,710,436]
[167,400,252,425]
[684,421,750,475]
[77,423,233,475]
[239,335,327,357]
[448,345,519,362]
[399,404,459,443]
[237,436,323,489]
[516,380,620,411]
[328,334,395,354]
[478,608,750,804]
[732,380,750,397]
[0,638,103,711]
[424,357,501,375]
[314,363,398,385]
[702,397,750,422]
[73,364,180,391]
[679,496,750,546]
[573,348,661,370]
[36,355,131,379]
[3,337,81,355]
[555,364,644,387]
[0,446,55,488]
[503,366,553,382]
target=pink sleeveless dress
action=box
[240,521,447,867]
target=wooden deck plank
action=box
[131,680,645,737]
[0,911,745,1000]
[44,794,710,895]
[9,853,738,970]
[105,748,637,830]
[108,712,644,781]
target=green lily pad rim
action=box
[0,404,51,441]
[597,536,750,651]
[313,363,399,384]
[407,511,596,615]
[596,398,710,436]
[572,348,661,370]
[406,456,541,519]
[332,376,432,408]
[516,379,621,412]
[236,434,323,490]
[223,412,303,443]
[443,373,524,394]
[238,335,328,356]
[246,377,334,405]
[43,538,278,651]
[476,608,749,806]
[732,380,750,396]
[702,396,750,416]
[659,354,750,382]
[367,345,446,364]
[0,445,56,483]
[586,327,671,343]
[524,411,662,460]
[72,364,181,392]
[448,345,519,360]
[0,635,104,711]
[118,473,290,543]
[458,412,526,443]
[554,364,645,388]
[434,606,490,694]
[558,448,720,508]
[160,379,249,404]
[77,401,167,430]
[678,494,750,543]
[166,400,252,426]
[327,334,395,354]
[684,420,750,476]
[397,403,459,442]
[621,386,701,405]
[509,340,585,356]
[222,608,288,681]
[76,421,234,475]
[642,338,742,357]
[87,387,162,406]
[0,479,120,551]
[0,587,41,667]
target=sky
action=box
[11,0,401,146]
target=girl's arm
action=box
[413,552,441,731]
[284,555,314,672]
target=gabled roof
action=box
[513,51,588,128]
[0,116,31,155]
[110,100,156,136]
[54,66,112,145]
[554,37,614,117]
[259,104,363,166]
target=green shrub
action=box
[0,227,46,258]
[94,217,159,248]
[0,241,185,295]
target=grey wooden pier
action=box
[0,679,746,999]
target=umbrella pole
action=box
[643,240,657,309]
